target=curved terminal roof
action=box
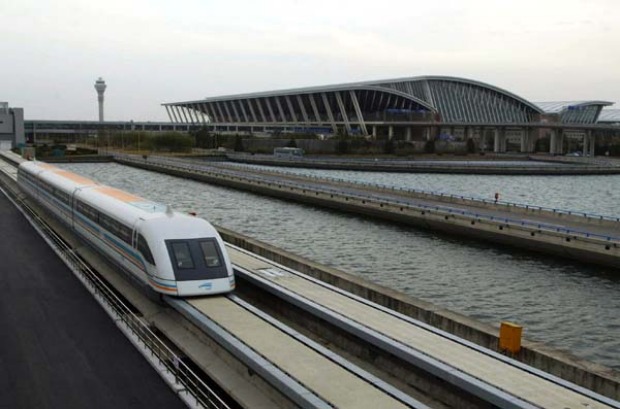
[164,76,547,134]
[534,101,613,124]
[597,109,620,124]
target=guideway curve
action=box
[114,155,620,269]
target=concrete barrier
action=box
[217,226,620,400]
[116,157,620,269]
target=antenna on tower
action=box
[94,77,107,122]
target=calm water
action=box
[221,162,620,217]
[59,162,620,370]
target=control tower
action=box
[94,77,107,122]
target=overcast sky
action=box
[1,0,619,121]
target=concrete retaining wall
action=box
[217,226,620,400]
[332,179,620,230]
[116,158,620,269]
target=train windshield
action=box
[166,238,228,281]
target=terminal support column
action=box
[493,128,506,153]
[527,128,536,152]
[425,127,431,141]
[478,128,486,151]
[520,129,527,153]
[405,127,412,141]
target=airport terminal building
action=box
[163,76,616,154]
[0,102,25,150]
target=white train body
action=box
[17,161,235,297]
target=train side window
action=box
[170,242,194,269]
[99,213,115,233]
[76,200,99,224]
[118,225,132,244]
[137,234,155,265]
[198,240,222,267]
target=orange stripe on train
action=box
[94,186,144,203]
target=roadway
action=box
[0,191,185,409]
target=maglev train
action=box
[17,160,235,297]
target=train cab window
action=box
[166,239,228,281]
[170,242,194,269]
[137,234,155,265]
[199,240,222,267]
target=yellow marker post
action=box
[499,321,523,354]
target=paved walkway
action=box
[0,193,184,409]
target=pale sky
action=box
[1,0,619,121]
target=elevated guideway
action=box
[226,153,620,175]
[114,154,620,269]
[167,295,427,408]
[226,245,620,409]
[0,151,429,408]
[2,151,619,407]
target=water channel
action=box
[59,162,620,370]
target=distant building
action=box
[598,109,620,126]
[0,102,25,150]
[163,75,617,154]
